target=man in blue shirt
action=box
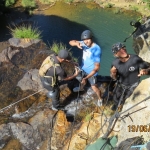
[69,30,103,106]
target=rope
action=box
[0,89,44,113]
[67,82,81,150]
[48,110,59,150]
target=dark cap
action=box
[111,42,126,54]
[58,49,72,60]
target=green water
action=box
[42,2,140,76]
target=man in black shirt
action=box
[110,42,149,111]
[40,49,79,111]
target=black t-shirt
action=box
[112,54,149,86]
[44,55,66,86]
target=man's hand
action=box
[69,40,82,49]
[81,78,87,85]
[110,66,117,79]
[76,42,82,49]
[138,69,148,76]
[74,67,80,77]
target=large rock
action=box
[133,19,150,63]
[0,109,70,150]
[117,77,150,145]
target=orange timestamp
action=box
[128,125,150,132]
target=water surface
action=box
[33,2,140,76]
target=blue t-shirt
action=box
[80,41,102,76]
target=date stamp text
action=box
[128,125,150,132]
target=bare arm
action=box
[69,40,82,49]
[63,67,79,81]
[138,68,150,76]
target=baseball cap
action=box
[58,49,72,60]
[111,42,126,54]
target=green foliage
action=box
[113,8,123,14]
[105,3,114,8]
[49,42,78,62]
[130,5,139,11]
[50,41,66,54]
[8,24,42,39]
[85,114,92,122]
[5,0,15,7]
[142,0,150,10]
[21,0,36,9]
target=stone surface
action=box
[117,77,150,145]
[9,38,41,48]
[133,19,150,63]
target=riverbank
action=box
[95,0,149,17]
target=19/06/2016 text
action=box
[128,125,150,132]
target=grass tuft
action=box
[8,24,42,39]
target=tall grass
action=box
[50,41,67,54]
[8,24,42,39]
[50,41,78,62]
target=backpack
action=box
[39,54,60,87]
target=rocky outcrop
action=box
[0,46,20,63]
[116,77,150,145]
[0,38,50,109]
[17,69,46,93]
[0,109,70,150]
[63,112,118,150]
[133,19,150,63]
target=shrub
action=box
[8,24,42,39]
[113,8,123,14]
[5,0,15,7]
[21,0,36,9]
[105,3,114,8]
[50,41,78,62]
[50,41,67,54]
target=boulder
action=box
[117,77,150,145]
[133,19,150,63]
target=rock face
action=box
[0,109,70,150]
[0,38,50,109]
[117,77,150,145]
[133,19,150,63]
[63,113,118,150]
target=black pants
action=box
[40,77,60,109]
[113,82,139,106]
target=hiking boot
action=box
[73,87,84,92]
[111,104,118,111]
[97,99,103,107]
[51,105,58,111]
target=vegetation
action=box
[50,41,78,62]
[50,41,67,54]
[8,24,42,39]
[21,0,36,9]
[104,3,114,8]
[5,0,15,7]
[113,8,123,14]
[129,5,139,12]
[142,0,150,10]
